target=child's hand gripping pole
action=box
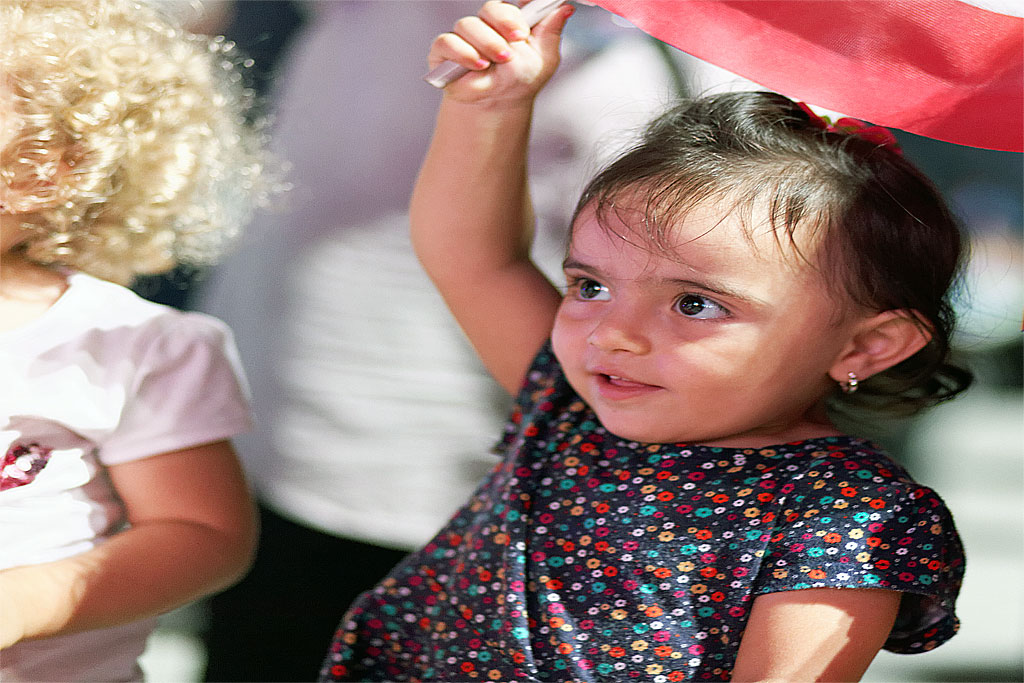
[424,0,570,88]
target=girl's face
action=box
[551,200,863,448]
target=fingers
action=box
[531,2,574,54]
[429,31,492,72]
[477,0,531,43]
[428,1,530,72]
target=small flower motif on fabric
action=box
[1,442,54,491]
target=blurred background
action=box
[135,2,1022,681]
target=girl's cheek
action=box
[550,315,575,362]
[553,297,591,323]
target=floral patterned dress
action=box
[321,344,964,682]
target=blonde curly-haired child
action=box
[0,0,269,679]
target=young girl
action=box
[0,0,267,679]
[321,2,968,681]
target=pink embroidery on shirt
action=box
[1,442,54,491]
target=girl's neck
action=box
[698,404,842,449]
[0,253,69,333]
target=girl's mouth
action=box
[595,373,661,399]
[606,374,646,387]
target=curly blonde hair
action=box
[0,0,269,284]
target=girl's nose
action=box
[586,306,650,354]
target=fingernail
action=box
[496,50,512,62]
[474,58,490,69]
[510,29,529,41]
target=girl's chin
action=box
[590,414,689,446]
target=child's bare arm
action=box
[730,588,901,681]
[410,1,574,395]
[0,440,255,648]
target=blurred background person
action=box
[193,3,691,681]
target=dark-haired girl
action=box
[322,3,968,680]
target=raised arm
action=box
[410,1,574,394]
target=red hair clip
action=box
[796,102,903,156]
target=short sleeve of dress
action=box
[100,312,252,464]
[753,448,965,653]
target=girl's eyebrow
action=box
[562,257,597,273]
[562,257,765,308]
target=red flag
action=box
[587,0,1023,151]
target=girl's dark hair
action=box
[573,91,971,415]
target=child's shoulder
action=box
[773,436,954,515]
[516,340,568,401]
[778,436,908,471]
[16,272,236,363]
[67,273,229,333]
[785,436,914,480]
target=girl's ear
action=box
[829,310,932,384]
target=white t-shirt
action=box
[0,272,251,682]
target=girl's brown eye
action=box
[674,294,728,319]
[677,295,706,315]
[577,279,609,301]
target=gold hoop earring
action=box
[841,372,859,394]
